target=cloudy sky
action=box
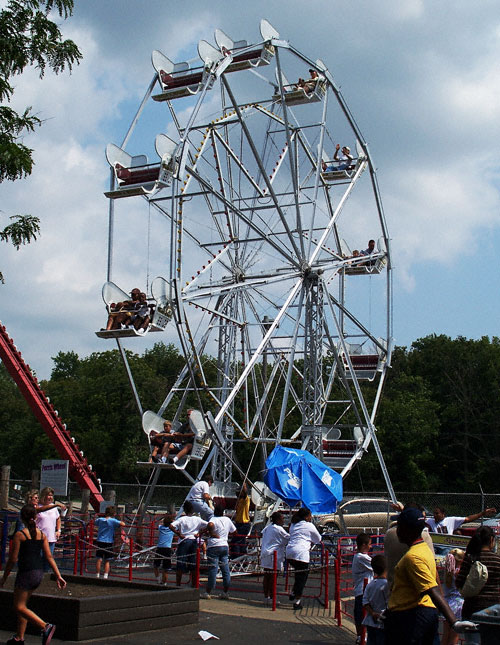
[1,0,499,379]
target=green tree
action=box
[0,364,58,474]
[0,214,41,282]
[406,335,500,491]
[355,359,441,492]
[0,0,82,281]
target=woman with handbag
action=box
[456,526,500,620]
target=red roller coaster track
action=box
[0,321,104,511]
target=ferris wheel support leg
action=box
[173,279,210,392]
[323,288,396,501]
[276,287,305,443]
[204,412,260,497]
[115,338,143,416]
[106,168,115,283]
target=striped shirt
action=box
[456,550,500,619]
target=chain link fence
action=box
[5,479,500,518]
[6,478,191,514]
[350,491,500,519]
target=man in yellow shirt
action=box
[230,483,251,559]
[385,507,476,644]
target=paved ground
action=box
[0,592,356,644]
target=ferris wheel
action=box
[100,19,395,503]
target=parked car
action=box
[315,497,399,534]
[458,513,500,537]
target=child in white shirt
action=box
[260,512,289,604]
[352,533,373,644]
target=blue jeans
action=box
[42,541,56,572]
[206,546,230,593]
[189,500,214,521]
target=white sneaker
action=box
[200,591,212,599]
[219,591,229,600]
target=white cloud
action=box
[3,0,500,378]
[387,161,500,289]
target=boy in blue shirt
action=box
[362,554,388,645]
[154,514,175,585]
[94,506,125,579]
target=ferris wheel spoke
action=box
[185,164,299,266]
[221,76,304,264]
[214,278,302,425]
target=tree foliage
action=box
[0,0,81,280]
[0,213,41,282]
[357,335,500,492]
[2,336,500,493]
[0,0,82,182]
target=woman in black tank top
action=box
[0,505,66,645]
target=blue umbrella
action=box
[264,445,343,515]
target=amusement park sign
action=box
[40,459,69,496]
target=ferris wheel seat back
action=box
[259,18,280,42]
[104,140,176,199]
[188,409,212,461]
[342,342,386,381]
[214,27,275,73]
[150,276,173,330]
[142,410,166,439]
[152,49,215,102]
